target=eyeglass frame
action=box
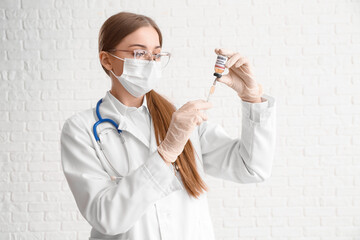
[107,48,171,62]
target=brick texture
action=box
[1,0,360,239]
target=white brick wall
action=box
[1,0,359,239]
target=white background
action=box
[1,0,360,239]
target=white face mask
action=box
[109,53,162,98]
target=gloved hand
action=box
[214,48,264,103]
[157,100,213,165]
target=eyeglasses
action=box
[108,49,171,69]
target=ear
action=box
[99,51,113,71]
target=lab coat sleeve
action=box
[60,115,183,235]
[198,94,276,183]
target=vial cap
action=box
[214,72,222,78]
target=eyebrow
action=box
[128,44,161,49]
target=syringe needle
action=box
[206,79,217,102]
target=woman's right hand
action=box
[157,99,213,165]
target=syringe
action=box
[206,79,217,102]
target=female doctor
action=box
[60,11,276,240]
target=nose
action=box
[144,52,157,61]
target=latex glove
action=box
[214,48,264,103]
[157,100,213,165]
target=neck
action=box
[110,79,144,108]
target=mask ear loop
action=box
[109,69,120,78]
[108,53,125,78]
[108,52,125,62]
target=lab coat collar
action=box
[96,91,155,150]
[107,90,149,116]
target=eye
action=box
[135,50,147,58]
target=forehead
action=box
[116,26,161,49]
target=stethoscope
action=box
[93,97,180,181]
[93,98,130,182]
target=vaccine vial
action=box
[213,54,228,78]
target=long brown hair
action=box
[98,12,208,198]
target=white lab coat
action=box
[60,91,276,240]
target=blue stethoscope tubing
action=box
[93,98,130,181]
[93,98,122,141]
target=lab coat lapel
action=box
[149,117,157,152]
[118,116,151,149]
[96,92,153,150]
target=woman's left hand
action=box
[214,48,264,103]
